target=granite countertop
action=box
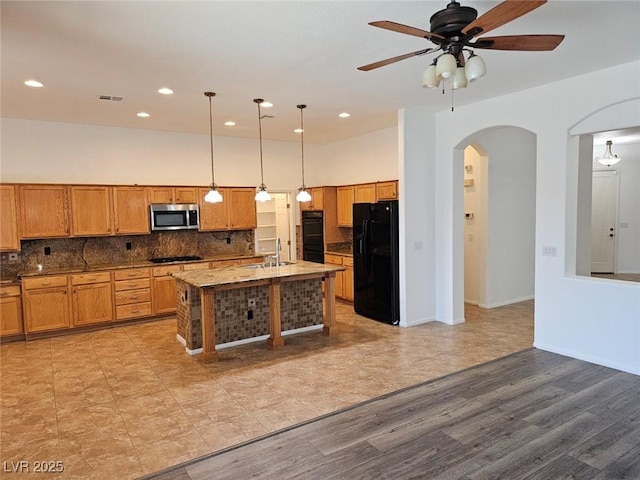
[18,254,263,279]
[172,260,345,288]
[325,242,353,256]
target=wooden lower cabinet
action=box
[0,285,23,336]
[343,256,354,302]
[22,276,71,333]
[114,268,152,320]
[70,272,113,326]
[152,265,181,315]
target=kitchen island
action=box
[172,261,346,363]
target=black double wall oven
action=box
[301,210,324,263]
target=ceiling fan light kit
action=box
[360,0,563,103]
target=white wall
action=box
[402,60,639,374]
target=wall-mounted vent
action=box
[97,95,125,102]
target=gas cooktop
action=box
[148,255,202,264]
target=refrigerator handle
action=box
[362,219,370,275]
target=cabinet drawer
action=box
[70,272,111,285]
[324,254,343,265]
[113,268,150,281]
[115,289,151,305]
[152,265,183,277]
[114,278,150,291]
[342,256,353,267]
[23,275,68,290]
[116,302,152,320]
[0,285,21,297]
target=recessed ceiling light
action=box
[260,101,273,108]
[137,112,150,118]
[224,121,236,126]
[294,128,304,133]
[339,112,350,118]
[158,87,173,95]
[24,80,44,88]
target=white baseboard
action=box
[533,341,640,376]
[478,294,534,309]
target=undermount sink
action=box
[245,261,294,269]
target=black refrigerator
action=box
[353,200,400,325]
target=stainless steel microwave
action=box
[150,204,199,231]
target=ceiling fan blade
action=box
[369,21,444,41]
[462,0,547,37]
[357,48,437,71]
[474,34,565,51]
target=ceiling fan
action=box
[358,0,564,88]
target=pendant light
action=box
[203,92,223,203]
[295,104,311,203]
[254,98,271,202]
[596,140,622,166]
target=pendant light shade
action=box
[254,98,271,202]
[295,104,311,203]
[421,63,440,89]
[465,52,486,82]
[596,140,622,166]
[436,53,457,79]
[203,92,223,203]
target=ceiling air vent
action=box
[97,95,125,102]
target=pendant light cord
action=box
[208,93,216,186]
[257,101,265,187]
[298,104,306,188]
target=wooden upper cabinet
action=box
[113,187,149,235]
[355,184,376,203]
[70,186,113,236]
[149,187,198,204]
[337,186,354,227]
[198,187,229,231]
[301,187,324,211]
[376,181,398,200]
[228,188,257,229]
[18,184,70,238]
[0,185,20,251]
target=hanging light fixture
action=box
[596,140,622,166]
[295,104,311,203]
[203,92,223,203]
[254,98,271,202]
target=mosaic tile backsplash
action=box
[177,278,323,349]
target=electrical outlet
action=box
[126,242,132,250]
[247,309,254,320]
[248,298,256,307]
[8,253,19,262]
[44,246,51,256]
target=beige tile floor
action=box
[1,301,533,479]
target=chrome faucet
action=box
[275,237,281,266]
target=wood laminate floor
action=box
[144,348,640,480]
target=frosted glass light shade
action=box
[296,188,311,202]
[255,186,271,202]
[452,66,468,90]
[204,186,223,203]
[421,64,440,88]
[465,54,486,82]
[596,140,621,166]
[436,54,456,79]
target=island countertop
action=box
[172,260,345,289]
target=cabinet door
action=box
[0,185,19,251]
[70,186,113,236]
[113,187,149,234]
[228,188,257,229]
[337,186,354,227]
[152,275,177,315]
[355,184,376,203]
[19,185,70,238]
[343,265,354,302]
[310,188,324,210]
[198,187,229,230]
[376,181,398,200]
[72,283,113,326]
[174,187,197,204]
[0,294,23,335]
[23,287,71,333]
[148,187,174,204]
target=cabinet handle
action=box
[130,295,138,299]
[131,310,139,314]
[42,282,51,286]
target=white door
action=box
[591,170,619,273]
[274,195,291,261]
